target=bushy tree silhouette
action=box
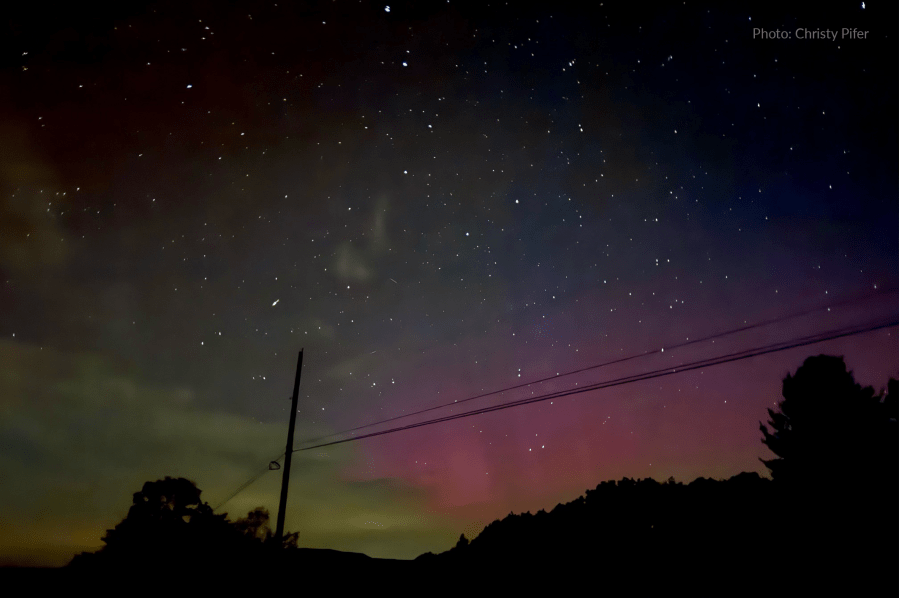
[75,477,240,571]
[69,477,300,574]
[232,506,300,548]
[232,506,272,542]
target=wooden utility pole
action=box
[275,349,303,544]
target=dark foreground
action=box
[4,541,895,597]
[9,473,897,596]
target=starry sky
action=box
[1,0,897,567]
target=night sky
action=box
[1,0,897,567]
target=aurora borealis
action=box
[1,0,896,566]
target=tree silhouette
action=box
[759,354,896,486]
[759,355,898,590]
[87,477,240,569]
[69,477,300,573]
[232,506,300,549]
[232,506,273,542]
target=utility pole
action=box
[275,349,303,544]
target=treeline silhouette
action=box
[61,355,896,594]
[419,473,773,584]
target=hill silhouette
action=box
[414,471,895,595]
[419,474,775,587]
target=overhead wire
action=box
[293,316,898,452]
[295,285,898,448]
[213,451,285,512]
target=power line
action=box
[293,316,898,453]
[213,451,285,512]
[295,286,898,449]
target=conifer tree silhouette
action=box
[759,355,898,593]
[760,354,895,487]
